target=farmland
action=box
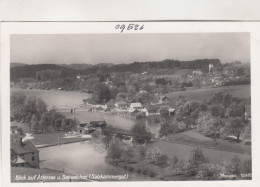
[149,140,250,164]
[166,84,250,102]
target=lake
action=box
[39,141,154,181]
[62,110,161,138]
[11,88,91,109]
[11,88,161,137]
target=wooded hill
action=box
[10,59,221,81]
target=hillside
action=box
[10,58,221,81]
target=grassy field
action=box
[165,84,250,101]
[149,140,250,164]
[166,130,251,154]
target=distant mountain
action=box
[10,63,27,68]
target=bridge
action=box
[52,104,86,111]
[102,126,155,139]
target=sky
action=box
[10,33,250,65]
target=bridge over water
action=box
[102,126,155,139]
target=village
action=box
[10,80,252,181]
[8,32,252,182]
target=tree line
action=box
[10,58,221,81]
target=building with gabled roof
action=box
[159,96,170,104]
[129,102,143,111]
[142,105,160,116]
[89,121,107,128]
[115,100,128,110]
[11,135,39,168]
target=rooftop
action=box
[116,100,128,106]
[130,103,142,108]
[145,105,159,111]
[159,96,169,100]
[11,139,39,154]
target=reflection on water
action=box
[64,111,160,138]
[39,141,154,181]
[40,141,108,175]
[11,88,161,137]
[11,88,91,109]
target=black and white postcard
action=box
[1,22,260,186]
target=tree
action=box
[39,112,50,133]
[54,118,63,131]
[121,146,134,162]
[30,114,39,133]
[242,123,251,140]
[226,103,245,118]
[210,105,225,117]
[187,148,207,176]
[196,112,215,135]
[193,78,201,89]
[110,87,119,99]
[131,122,151,144]
[196,163,220,180]
[97,69,105,82]
[159,122,179,137]
[159,107,170,117]
[102,134,113,149]
[61,118,77,132]
[225,117,245,140]
[138,146,147,160]
[156,154,169,167]
[11,149,17,167]
[106,139,123,160]
[222,156,241,175]
[92,84,111,104]
[209,118,224,137]
[240,158,252,174]
[17,128,24,135]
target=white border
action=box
[1,0,260,21]
[1,22,260,187]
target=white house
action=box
[129,103,143,111]
[142,105,160,116]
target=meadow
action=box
[166,84,250,102]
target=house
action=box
[193,70,203,75]
[129,109,141,118]
[11,136,39,168]
[115,100,128,110]
[142,105,160,116]
[168,108,175,116]
[158,104,175,116]
[77,123,95,134]
[89,121,107,128]
[129,103,143,111]
[159,96,170,104]
[244,105,251,121]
